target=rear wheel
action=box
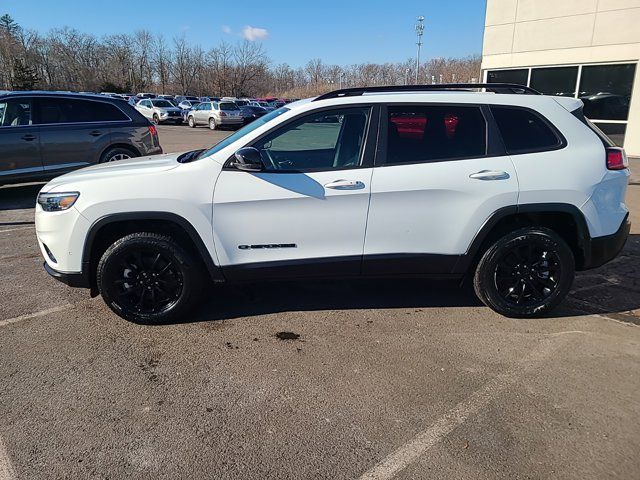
[99,146,136,163]
[473,227,574,318]
[97,232,204,324]
[208,118,217,130]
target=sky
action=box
[1,0,487,67]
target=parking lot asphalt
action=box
[0,125,639,479]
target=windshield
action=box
[199,107,290,158]
[152,100,173,108]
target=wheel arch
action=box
[457,203,592,274]
[82,212,224,294]
[100,143,141,161]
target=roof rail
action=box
[313,83,541,101]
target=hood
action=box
[42,153,181,192]
[156,106,182,113]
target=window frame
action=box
[489,105,567,156]
[0,97,33,129]
[223,104,379,174]
[33,97,131,126]
[374,102,497,167]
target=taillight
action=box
[606,147,628,170]
[148,125,157,137]
[219,111,227,117]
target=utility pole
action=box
[415,16,425,84]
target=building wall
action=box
[482,0,640,155]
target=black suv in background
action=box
[0,92,162,185]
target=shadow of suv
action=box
[0,92,162,185]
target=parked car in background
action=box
[239,105,268,124]
[135,98,183,124]
[157,94,175,100]
[249,100,274,111]
[234,99,250,107]
[187,101,242,130]
[177,100,200,123]
[0,91,162,185]
[175,95,200,105]
[137,92,156,99]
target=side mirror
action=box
[233,147,264,172]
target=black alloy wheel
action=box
[97,232,204,324]
[473,227,575,317]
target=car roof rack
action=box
[313,83,541,101]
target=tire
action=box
[208,118,217,130]
[473,227,575,318]
[152,113,160,124]
[97,232,204,324]
[188,116,196,128]
[99,146,137,163]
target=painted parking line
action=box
[0,226,34,234]
[0,436,16,480]
[0,304,73,328]
[358,334,572,480]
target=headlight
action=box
[37,192,79,212]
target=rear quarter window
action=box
[490,106,563,154]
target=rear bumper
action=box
[44,262,90,288]
[582,213,630,270]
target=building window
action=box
[579,64,636,121]
[485,63,637,147]
[530,66,578,97]
[487,69,528,85]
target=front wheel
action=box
[97,232,204,324]
[152,113,160,124]
[188,116,196,128]
[473,227,575,318]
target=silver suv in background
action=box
[187,101,243,130]
[135,99,183,124]
[0,92,162,185]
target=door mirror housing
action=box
[233,147,264,172]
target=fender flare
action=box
[81,211,224,282]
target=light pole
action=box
[415,15,425,84]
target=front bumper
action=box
[44,262,90,288]
[582,213,630,270]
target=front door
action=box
[363,103,519,275]
[0,97,43,182]
[213,106,377,280]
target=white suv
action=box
[35,84,630,324]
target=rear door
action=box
[36,97,129,172]
[0,97,43,181]
[363,103,518,275]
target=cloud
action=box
[221,25,232,34]
[242,25,269,41]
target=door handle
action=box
[89,130,102,137]
[21,134,36,141]
[469,170,510,181]
[324,179,365,190]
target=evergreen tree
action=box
[12,58,38,90]
[0,14,19,35]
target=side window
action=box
[38,98,128,124]
[252,107,371,172]
[0,99,32,127]
[383,105,486,165]
[490,106,562,154]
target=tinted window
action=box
[219,102,237,110]
[384,105,486,165]
[487,69,528,85]
[491,106,561,154]
[530,66,578,97]
[579,64,636,120]
[0,98,32,126]
[38,98,128,124]
[252,107,370,171]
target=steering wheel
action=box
[261,148,278,170]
